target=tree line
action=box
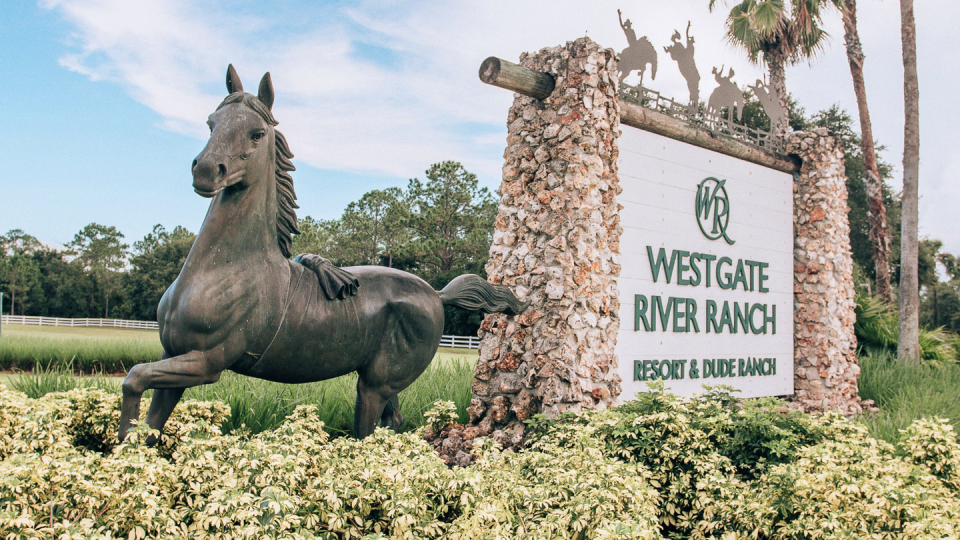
[3,108,954,338]
[0,161,496,336]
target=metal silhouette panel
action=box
[615,13,783,153]
[663,22,700,115]
[617,9,658,87]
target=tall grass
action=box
[186,358,475,435]
[5,358,475,437]
[0,334,161,373]
[858,347,960,443]
[9,361,121,398]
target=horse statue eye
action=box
[252,132,264,142]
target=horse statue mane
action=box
[215,91,301,257]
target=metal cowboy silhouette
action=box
[617,9,658,88]
[748,78,787,131]
[708,66,745,123]
[664,21,700,115]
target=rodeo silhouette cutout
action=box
[663,21,700,115]
[617,9,658,87]
[748,79,787,131]
[708,66,745,123]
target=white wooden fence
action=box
[438,335,481,349]
[0,315,481,349]
[1,315,159,330]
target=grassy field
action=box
[5,324,958,443]
[0,324,479,435]
[0,324,477,374]
[0,324,162,373]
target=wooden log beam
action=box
[479,57,555,100]
[619,101,800,174]
[478,57,799,174]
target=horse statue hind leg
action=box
[117,65,529,443]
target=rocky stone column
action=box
[789,128,862,415]
[467,38,623,446]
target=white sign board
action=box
[616,128,794,400]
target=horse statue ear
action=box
[226,64,243,94]
[258,73,274,111]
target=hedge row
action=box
[1,382,958,539]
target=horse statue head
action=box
[191,64,299,257]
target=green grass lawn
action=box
[1,324,159,340]
[0,324,478,374]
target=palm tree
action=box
[708,0,841,137]
[840,0,892,300]
[898,0,920,362]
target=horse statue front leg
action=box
[118,350,223,442]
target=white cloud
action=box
[41,0,960,251]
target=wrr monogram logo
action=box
[695,177,735,245]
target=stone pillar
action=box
[467,38,623,445]
[789,128,862,415]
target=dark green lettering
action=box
[745,260,760,291]
[689,359,700,379]
[647,246,677,284]
[706,300,719,333]
[686,299,700,333]
[758,262,770,293]
[717,257,734,289]
[672,298,685,332]
[635,295,652,331]
[688,253,703,286]
[732,260,748,291]
[676,251,691,285]
[748,303,764,334]
[660,360,672,380]
[635,360,645,381]
[700,253,716,287]
[734,302,749,334]
[765,304,777,335]
[718,301,733,333]
[653,296,672,331]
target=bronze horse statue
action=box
[118,65,527,442]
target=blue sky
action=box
[2,0,958,255]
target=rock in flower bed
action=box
[1,382,959,539]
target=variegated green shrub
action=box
[1,382,958,539]
[0,384,660,539]
[526,386,960,540]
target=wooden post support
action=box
[478,57,799,174]
[479,57,556,100]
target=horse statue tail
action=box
[438,274,529,315]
